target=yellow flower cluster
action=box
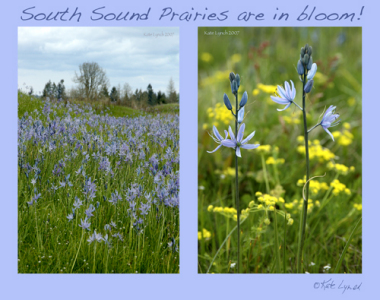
[198,228,212,240]
[207,103,233,126]
[332,123,354,146]
[297,176,329,195]
[330,179,351,196]
[283,111,302,125]
[266,157,285,165]
[255,192,294,225]
[207,205,249,222]
[252,83,278,100]
[327,162,355,175]
[347,97,356,107]
[230,54,242,63]
[256,144,271,154]
[200,52,213,63]
[215,167,242,179]
[297,138,335,162]
[353,203,362,211]
[200,70,231,87]
[284,198,320,215]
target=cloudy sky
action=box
[18,27,179,95]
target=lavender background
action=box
[1,0,377,299]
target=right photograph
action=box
[198,27,362,274]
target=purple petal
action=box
[270,96,289,105]
[207,144,222,153]
[290,80,296,99]
[277,102,292,112]
[323,127,334,141]
[237,123,245,143]
[284,81,291,99]
[228,126,235,142]
[213,126,223,141]
[241,143,260,150]
[242,131,255,145]
[221,139,236,148]
[277,85,287,99]
[236,146,241,157]
[224,130,228,139]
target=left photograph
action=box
[18,27,180,274]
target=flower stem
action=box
[235,93,241,273]
[297,69,310,273]
[71,229,84,273]
[307,123,320,133]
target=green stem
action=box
[206,217,248,273]
[297,67,310,273]
[93,243,97,273]
[261,154,270,193]
[334,217,362,273]
[273,210,281,273]
[71,229,84,273]
[34,205,41,253]
[235,92,241,273]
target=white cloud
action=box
[18,27,179,94]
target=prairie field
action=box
[18,92,179,273]
[198,27,362,273]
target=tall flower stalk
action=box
[270,44,340,273]
[208,72,259,273]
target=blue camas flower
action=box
[207,126,228,153]
[321,105,340,141]
[237,106,245,124]
[307,63,317,80]
[221,123,259,157]
[270,80,300,111]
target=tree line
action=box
[41,62,179,108]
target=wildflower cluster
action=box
[297,177,329,195]
[204,103,234,128]
[18,96,180,271]
[284,199,320,215]
[332,123,354,146]
[198,228,212,240]
[327,162,355,175]
[297,138,335,162]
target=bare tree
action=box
[167,77,177,103]
[73,62,109,100]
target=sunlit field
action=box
[198,27,362,273]
[18,92,179,273]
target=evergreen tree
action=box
[110,86,118,102]
[100,85,109,99]
[147,84,155,106]
[57,80,66,99]
[43,80,52,98]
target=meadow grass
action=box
[18,93,179,273]
[198,27,362,273]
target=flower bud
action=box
[307,63,317,80]
[302,54,309,65]
[239,91,248,107]
[229,72,236,83]
[237,106,245,124]
[223,93,232,110]
[300,47,305,57]
[304,79,314,93]
[235,74,240,87]
[308,45,313,56]
[307,56,313,70]
[231,80,238,94]
[297,60,304,75]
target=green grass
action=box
[198,27,362,274]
